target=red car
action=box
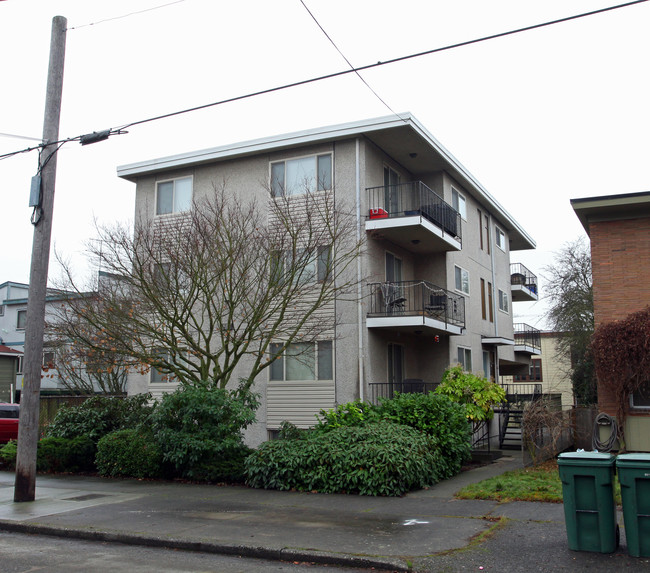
[0,404,19,443]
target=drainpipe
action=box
[356,138,364,401]
[489,214,500,381]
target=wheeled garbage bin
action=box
[557,451,619,553]
[616,453,650,557]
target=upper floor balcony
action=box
[366,280,465,336]
[510,263,538,302]
[365,181,462,253]
[513,323,542,355]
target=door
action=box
[384,166,400,215]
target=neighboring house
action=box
[572,191,650,452]
[117,114,539,446]
[0,280,73,398]
[503,331,574,408]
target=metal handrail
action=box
[513,323,541,351]
[366,181,462,243]
[367,280,465,328]
[510,263,538,295]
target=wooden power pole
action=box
[14,15,67,502]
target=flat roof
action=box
[117,113,535,251]
[571,191,650,235]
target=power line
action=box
[2,0,647,160]
[67,1,186,30]
[299,0,403,121]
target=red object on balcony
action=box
[369,208,388,219]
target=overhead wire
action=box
[67,0,186,30]
[1,0,647,161]
[298,0,403,121]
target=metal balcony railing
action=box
[513,323,541,352]
[510,263,538,296]
[368,381,440,405]
[366,181,462,243]
[367,280,465,328]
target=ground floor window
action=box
[631,382,650,408]
[457,347,472,371]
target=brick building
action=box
[572,191,650,451]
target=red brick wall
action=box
[590,217,650,415]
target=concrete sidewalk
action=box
[0,455,647,572]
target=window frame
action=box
[498,288,510,314]
[495,226,506,251]
[457,347,472,371]
[155,175,193,216]
[451,187,467,220]
[269,340,334,382]
[16,309,27,330]
[454,265,470,295]
[270,153,333,198]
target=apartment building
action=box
[118,114,539,445]
[572,191,650,451]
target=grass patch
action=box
[456,459,623,504]
[456,459,563,503]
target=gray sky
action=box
[2,0,649,328]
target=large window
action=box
[16,309,27,330]
[271,154,332,197]
[270,246,331,285]
[270,341,333,381]
[515,359,542,382]
[454,265,470,295]
[156,176,192,215]
[451,187,467,219]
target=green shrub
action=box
[35,435,97,473]
[375,392,471,479]
[151,384,258,480]
[315,399,378,430]
[0,441,17,469]
[96,429,162,479]
[45,394,154,443]
[245,422,440,496]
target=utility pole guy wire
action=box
[14,16,67,503]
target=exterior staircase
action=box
[499,409,524,449]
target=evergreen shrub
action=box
[96,429,162,479]
[245,422,440,496]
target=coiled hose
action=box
[592,412,618,452]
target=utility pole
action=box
[14,15,67,502]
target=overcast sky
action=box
[2,0,649,328]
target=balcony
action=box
[510,263,538,302]
[368,380,440,405]
[366,280,465,336]
[513,323,541,355]
[365,181,462,253]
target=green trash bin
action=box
[616,453,650,557]
[557,451,619,553]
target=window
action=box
[631,383,650,408]
[42,350,56,369]
[16,356,23,375]
[484,212,491,254]
[457,347,472,371]
[0,304,4,316]
[454,265,469,295]
[498,289,509,313]
[480,278,486,320]
[515,360,542,382]
[270,246,331,285]
[16,309,27,330]
[387,343,405,385]
[317,245,332,283]
[482,350,492,380]
[156,176,192,215]
[496,226,506,251]
[271,154,332,197]
[269,341,333,381]
[451,187,467,219]
[384,166,401,213]
[150,350,184,383]
[478,210,483,251]
[385,252,403,283]
[488,281,494,322]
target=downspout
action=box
[489,214,499,381]
[356,138,364,401]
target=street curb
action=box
[0,520,410,572]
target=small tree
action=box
[434,365,506,433]
[53,184,363,392]
[544,237,595,405]
[591,306,650,450]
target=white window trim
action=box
[270,153,333,197]
[451,187,467,220]
[269,340,334,382]
[155,175,193,216]
[498,289,510,314]
[457,346,472,372]
[16,309,27,331]
[454,265,470,296]
[496,226,506,251]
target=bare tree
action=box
[543,237,595,405]
[53,184,363,392]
